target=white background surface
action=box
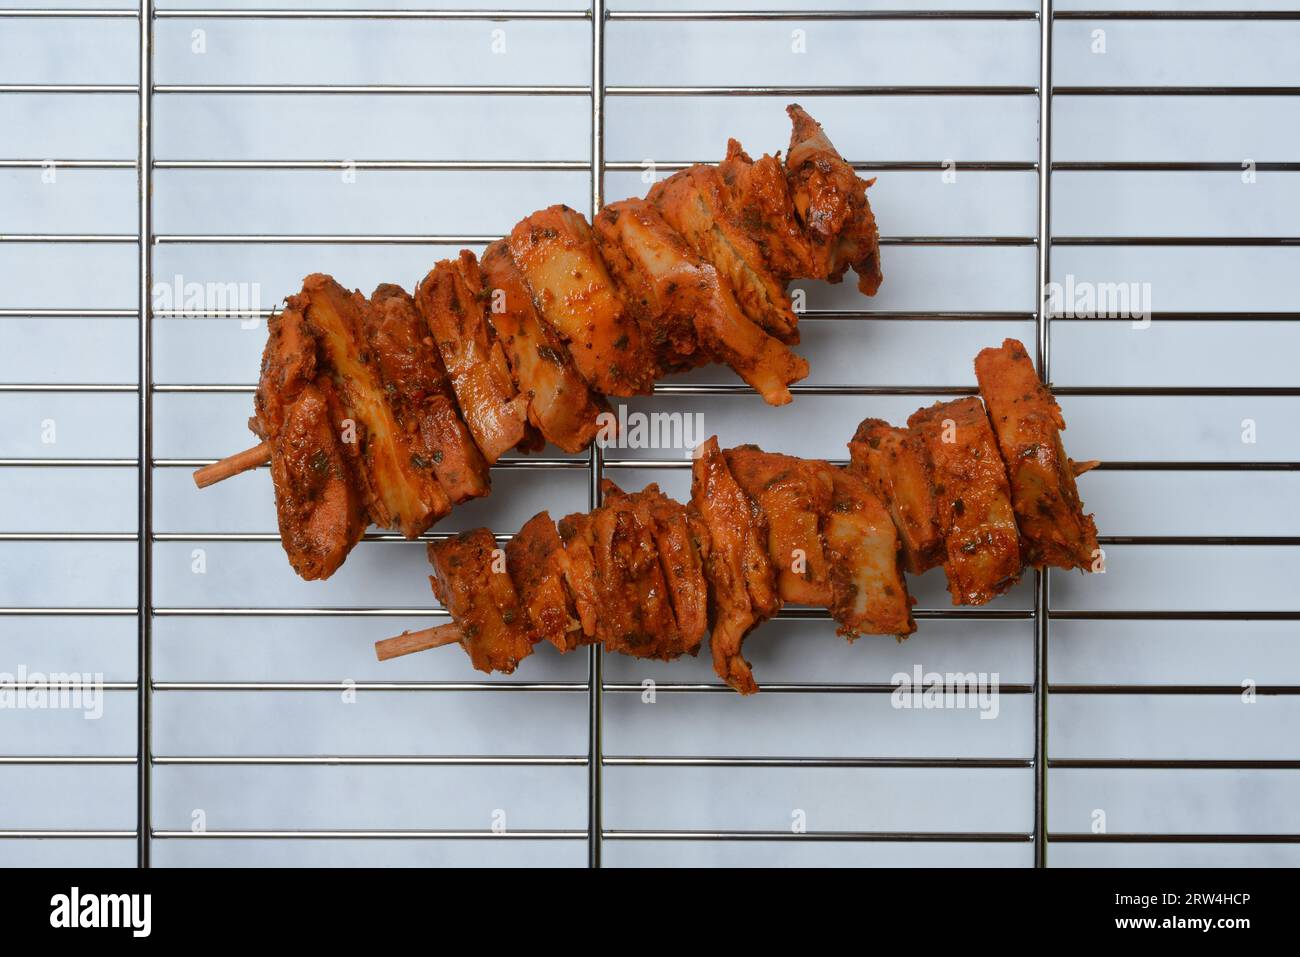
[1,0,1298,867]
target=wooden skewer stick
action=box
[1072,459,1101,478]
[193,441,272,489]
[374,622,464,661]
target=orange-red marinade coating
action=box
[505,510,587,653]
[717,137,816,282]
[415,252,531,464]
[267,380,367,581]
[784,104,883,296]
[723,445,834,608]
[974,337,1100,571]
[296,274,452,537]
[648,164,800,345]
[555,509,601,642]
[629,482,711,653]
[847,418,945,575]
[479,240,608,453]
[593,198,808,406]
[592,483,685,661]
[908,397,1023,605]
[428,529,534,675]
[823,468,916,639]
[690,437,780,694]
[252,298,316,444]
[507,204,653,397]
[364,283,490,506]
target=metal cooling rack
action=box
[1,1,1298,867]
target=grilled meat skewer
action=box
[195,106,883,581]
[375,340,1100,693]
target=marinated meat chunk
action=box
[414,251,531,464]
[690,437,780,694]
[267,381,367,581]
[555,510,601,642]
[724,445,834,607]
[593,198,704,375]
[908,398,1023,605]
[649,164,800,344]
[592,484,684,660]
[848,417,944,574]
[785,104,883,295]
[593,198,808,405]
[505,511,586,652]
[507,205,653,396]
[824,469,916,639]
[629,482,710,651]
[365,283,490,505]
[479,240,609,453]
[251,298,317,444]
[296,274,451,537]
[718,138,815,281]
[428,529,534,675]
[975,338,1100,570]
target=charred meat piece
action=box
[479,240,609,453]
[718,138,816,281]
[848,418,945,574]
[908,398,1022,605]
[724,445,834,607]
[593,198,808,406]
[365,283,490,506]
[296,274,451,537]
[414,251,531,464]
[428,529,534,675]
[505,510,587,652]
[507,205,653,396]
[649,164,800,344]
[690,437,780,694]
[593,483,685,660]
[975,338,1099,570]
[267,381,368,581]
[824,468,916,639]
[785,104,883,295]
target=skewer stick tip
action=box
[374,622,464,661]
[193,441,272,489]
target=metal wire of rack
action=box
[1,2,1298,866]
